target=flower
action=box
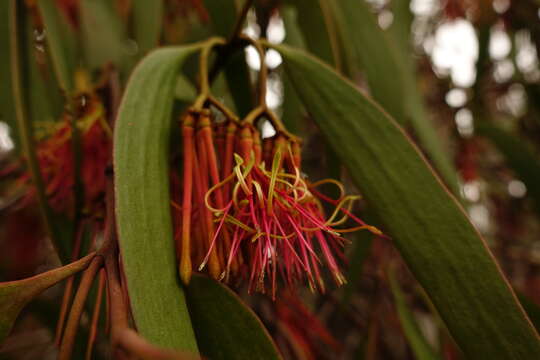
[175,107,381,297]
[6,92,111,217]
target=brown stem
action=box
[104,279,110,335]
[239,34,267,107]
[100,158,130,345]
[58,255,104,360]
[193,38,227,109]
[55,224,87,345]
[85,268,106,360]
[105,246,130,345]
[116,328,200,360]
[229,0,255,43]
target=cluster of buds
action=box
[175,105,381,297]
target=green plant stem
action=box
[8,0,69,262]
[193,37,227,109]
[241,35,267,106]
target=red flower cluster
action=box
[175,108,381,297]
[11,93,111,217]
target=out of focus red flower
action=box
[7,93,111,218]
[274,291,342,359]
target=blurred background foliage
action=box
[2,0,540,359]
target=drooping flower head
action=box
[175,107,381,298]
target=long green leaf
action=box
[24,19,62,126]
[330,0,405,121]
[280,3,342,180]
[131,0,163,55]
[389,270,441,360]
[0,253,95,342]
[114,45,202,352]
[186,275,282,360]
[341,232,373,305]
[387,0,415,64]
[38,0,78,92]
[80,0,132,75]
[202,0,237,37]
[389,0,458,193]
[276,43,540,359]
[10,0,72,263]
[331,0,458,192]
[476,123,540,213]
[223,51,253,117]
[286,0,338,67]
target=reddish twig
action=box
[85,268,106,360]
[58,255,103,360]
[55,224,86,345]
[116,328,201,360]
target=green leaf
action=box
[329,0,405,121]
[389,270,441,360]
[223,51,253,117]
[37,0,78,92]
[341,231,373,305]
[476,123,540,214]
[0,253,95,342]
[175,75,198,102]
[276,44,540,359]
[131,0,163,55]
[80,0,132,75]
[202,0,237,37]
[280,3,341,180]
[114,44,202,352]
[286,0,339,67]
[331,0,458,192]
[389,0,459,193]
[10,0,72,263]
[387,0,415,68]
[186,274,282,360]
[405,87,459,193]
[288,0,457,190]
[24,20,62,125]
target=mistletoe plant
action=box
[1,0,540,359]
